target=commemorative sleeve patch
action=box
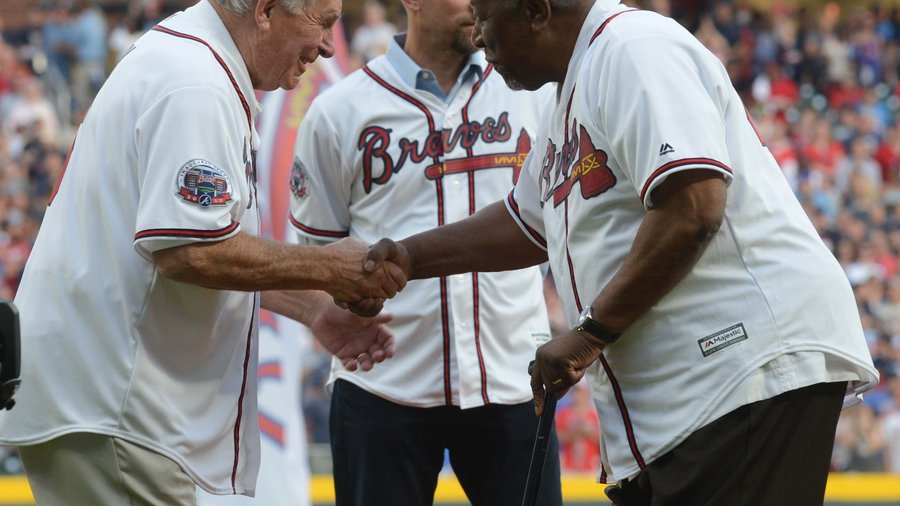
[176,159,233,207]
[290,156,309,199]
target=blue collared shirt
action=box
[385,34,483,103]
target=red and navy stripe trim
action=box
[134,221,240,241]
[598,354,646,469]
[506,191,547,249]
[151,25,252,132]
[564,200,583,311]
[639,158,733,203]
[364,65,455,405]
[288,214,349,238]
[589,8,639,45]
[48,131,77,206]
[363,65,436,132]
[231,295,256,493]
[461,64,494,405]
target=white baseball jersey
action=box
[197,313,312,506]
[0,0,263,495]
[290,42,553,408]
[507,0,879,482]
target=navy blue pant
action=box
[330,379,563,506]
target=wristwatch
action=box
[576,305,620,345]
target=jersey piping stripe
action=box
[288,214,350,238]
[745,107,767,147]
[364,65,454,405]
[362,65,436,132]
[598,354,647,469]
[564,199,583,311]
[150,25,252,133]
[639,158,733,203]
[589,8,640,45]
[134,221,240,241]
[461,65,494,405]
[231,295,256,493]
[48,131,77,206]
[506,191,547,249]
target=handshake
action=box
[323,237,411,317]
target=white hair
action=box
[215,0,314,15]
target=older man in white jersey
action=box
[358,0,880,504]
[0,0,406,505]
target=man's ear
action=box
[255,0,278,30]
[522,0,551,30]
[401,0,421,16]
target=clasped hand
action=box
[327,238,412,316]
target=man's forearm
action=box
[590,171,727,332]
[260,289,328,325]
[153,232,404,301]
[402,201,547,280]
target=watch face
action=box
[578,305,591,325]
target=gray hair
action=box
[215,0,314,15]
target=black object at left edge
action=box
[0,301,21,411]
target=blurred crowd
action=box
[1,0,900,477]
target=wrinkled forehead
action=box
[470,0,517,16]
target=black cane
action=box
[522,361,559,506]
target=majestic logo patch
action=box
[290,157,309,199]
[176,159,232,207]
[698,323,748,357]
[659,143,674,156]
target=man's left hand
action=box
[308,298,396,371]
[530,329,605,415]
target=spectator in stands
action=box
[69,0,107,110]
[349,0,395,64]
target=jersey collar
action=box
[385,34,485,103]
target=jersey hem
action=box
[596,344,878,482]
[0,426,255,496]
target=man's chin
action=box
[494,66,525,91]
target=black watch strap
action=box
[577,310,620,345]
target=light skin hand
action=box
[305,292,397,372]
[260,290,395,371]
[323,238,408,304]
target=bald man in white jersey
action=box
[357,0,879,504]
[0,0,406,505]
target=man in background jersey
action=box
[288,0,562,503]
[358,0,879,504]
[0,0,406,504]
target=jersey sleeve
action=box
[599,34,734,209]
[506,150,547,251]
[133,85,248,257]
[288,100,351,244]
